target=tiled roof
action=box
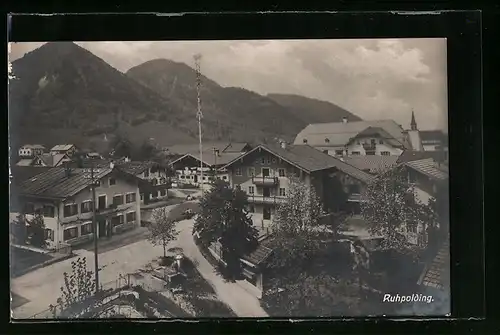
[172,151,244,167]
[242,239,274,266]
[223,142,251,153]
[343,156,399,174]
[164,142,250,156]
[294,120,409,148]
[21,144,45,149]
[19,167,113,199]
[418,240,450,290]
[15,159,34,167]
[224,144,374,183]
[50,144,74,151]
[10,166,52,186]
[397,150,447,164]
[350,127,405,148]
[117,161,158,175]
[404,158,449,181]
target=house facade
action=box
[222,143,373,230]
[117,161,170,203]
[294,118,410,158]
[50,144,77,157]
[11,167,143,248]
[16,153,72,168]
[18,144,46,158]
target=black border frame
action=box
[5,10,485,333]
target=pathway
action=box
[170,219,269,317]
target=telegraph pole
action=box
[84,162,100,293]
[194,53,204,195]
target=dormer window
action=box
[325,138,330,144]
[303,139,308,144]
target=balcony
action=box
[96,204,120,217]
[362,143,376,151]
[247,195,286,205]
[252,176,279,186]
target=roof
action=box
[420,130,447,143]
[39,153,69,167]
[164,142,250,156]
[15,159,34,167]
[294,120,409,148]
[116,161,158,175]
[418,240,450,290]
[242,239,274,266]
[21,144,45,149]
[349,127,405,148]
[223,144,374,183]
[171,150,244,167]
[50,144,75,151]
[404,158,449,181]
[343,156,399,174]
[10,166,53,186]
[397,150,448,164]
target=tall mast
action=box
[194,54,204,194]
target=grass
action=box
[10,246,54,277]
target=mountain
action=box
[8,42,196,153]
[266,93,362,124]
[126,59,307,143]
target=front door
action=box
[262,168,270,177]
[263,206,271,220]
[194,175,198,183]
[98,195,106,210]
[98,219,107,238]
[263,187,270,197]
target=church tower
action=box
[407,109,423,151]
[410,110,418,131]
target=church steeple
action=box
[410,109,418,131]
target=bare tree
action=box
[148,207,179,258]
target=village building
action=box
[115,161,171,204]
[222,142,373,230]
[10,165,146,248]
[293,117,411,157]
[16,153,72,168]
[50,144,77,157]
[420,130,448,153]
[18,144,46,158]
[343,155,399,175]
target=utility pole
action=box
[213,147,218,181]
[194,53,204,195]
[84,162,99,293]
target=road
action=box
[11,202,267,318]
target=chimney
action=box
[110,162,115,169]
[342,117,348,124]
[280,141,287,149]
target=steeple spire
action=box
[410,109,418,131]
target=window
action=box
[261,157,265,165]
[272,158,277,163]
[303,139,308,144]
[126,192,136,203]
[351,151,361,156]
[180,175,185,179]
[157,190,162,197]
[44,228,54,241]
[160,189,167,196]
[366,152,375,156]
[152,192,158,198]
[152,178,158,186]
[95,180,101,187]
[371,139,376,145]
[235,168,242,176]
[126,212,136,223]
[63,227,78,241]
[348,184,361,194]
[325,138,330,143]
[248,186,255,195]
[24,203,35,214]
[379,140,384,144]
[43,205,55,218]
[112,194,124,206]
[407,222,418,234]
[381,151,391,156]
[140,194,144,201]
[81,222,93,235]
[236,185,241,191]
[335,150,344,156]
[109,178,116,186]
[266,157,271,164]
[222,176,227,180]
[144,169,150,178]
[111,214,124,227]
[279,188,286,196]
[63,203,78,217]
[80,200,94,214]
[248,167,255,177]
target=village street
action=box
[11,203,267,318]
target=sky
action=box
[9,39,448,131]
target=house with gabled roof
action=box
[222,141,373,230]
[50,144,77,157]
[294,118,411,158]
[15,153,72,168]
[10,166,147,249]
[18,144,46,158]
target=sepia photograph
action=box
[8,38,450,319]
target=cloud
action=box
[9,38,447,131]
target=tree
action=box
[110,133,132,158]
[27,212,47,248]
[11,214,28,245]
[360,166,437,255]
[268,177,326,273]
[148,207,179,258]
[49,257,97,318]
[194,179,258,278]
